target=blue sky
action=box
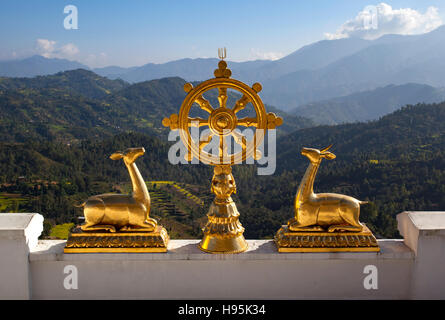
[0,0,444,67]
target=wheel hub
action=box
[209,108,236,136]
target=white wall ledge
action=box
[2,212,445,299]
[0,213,43,243]
[30,239,414,262]
[28,238,416,300]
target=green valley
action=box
[0,70,444,240]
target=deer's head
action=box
[301,145,336,164]
[110,147,145,165]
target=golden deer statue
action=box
[79,147,157,233]
[288,145,366,233]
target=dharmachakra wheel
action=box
[162,60,282,166]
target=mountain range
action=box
[260,25,445,110]
[1,25,445,123]
[0,69,310,143]
[291,83,445,124]
[0,55,89,78]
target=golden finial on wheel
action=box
[218,47,226,60]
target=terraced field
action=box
[148,181,206,208]
[0,194,29,211]
[146,181,210,238]
[149,188,187,218]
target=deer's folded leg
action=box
[289,224,325,232]
[81,224,117,233]
[288,218,324,232]
[327,224,363,233]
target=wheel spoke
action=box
[219,135,224,159]
[195,95,214,113]
[231,130,247,152]
[237,117,258,127]
[217,134,231,162]
[232,95,250,114]
[199,132,214,151]
[218,87,228,109]
[184,150,193,162]
[188,117,209,127]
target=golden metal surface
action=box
[275,145,379,252]
[64,226,169,253]
[163,51,282,253]
[79,147,157,232]
[275,225,379,252]
[65,147,169,253]
[289,145,367,232]
[198,165,248,254]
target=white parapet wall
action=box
[0,213,43,299]
[0,211,444,299]
[397,211,445,299]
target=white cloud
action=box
[34,38,79,59]
[250,48,284,61]
[58,43,79,57]
[35,39,56,58]
[325,3,443,40]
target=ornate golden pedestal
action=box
[64,226,169,253]
[274,224,379,252]
[198,168,248,253]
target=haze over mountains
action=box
[261,25,445,110]
[1,25,445,123]
[0,55,89,78]
[291,83,445,125]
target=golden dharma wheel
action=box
[162,60,282,166]
[163,52,283,254]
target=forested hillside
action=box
[0,69,310,143]
[0,70,444,240]
[0,133,212,237]
[0,69,129,99]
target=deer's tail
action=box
[359,201,369,205]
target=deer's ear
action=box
[323,151,336,160]
[110,152,124,160]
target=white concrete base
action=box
[29,239,413,299]
[1,211,445,299]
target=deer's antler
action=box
[320,144,333,153]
